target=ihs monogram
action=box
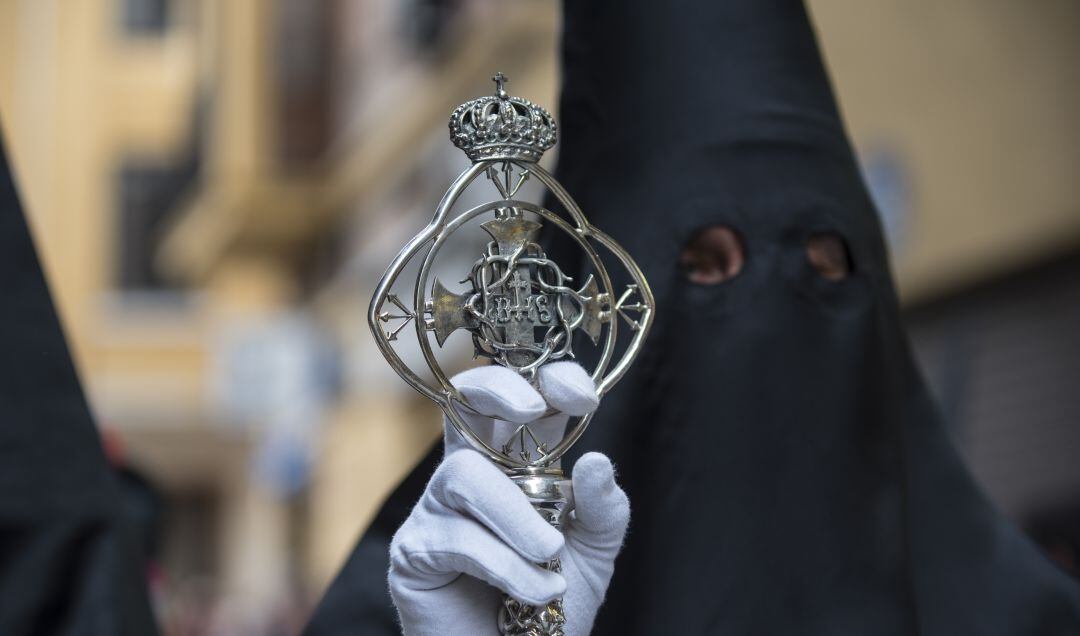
[488,270,555,326]
[428,198,606,376]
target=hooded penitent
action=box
[305,1,1080,634]
[0,134,158,634]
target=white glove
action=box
[388,361,630,635]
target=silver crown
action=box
[449,72,557,163]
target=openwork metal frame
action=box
[368,73,653,635]
[368,159,653,470]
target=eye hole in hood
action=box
[680,225,746,285]
[806,231,853,281]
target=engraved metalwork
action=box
[496,472,573,635]
[368,73,654,636]
[377,294,416,341]
[429,206,603,376]
[449,72,557,163]
[499,558,565,636]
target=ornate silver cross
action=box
[371,72,653,466]
[368,73,654,636]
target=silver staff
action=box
[368,72,654,636]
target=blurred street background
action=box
[0,1,1077,634]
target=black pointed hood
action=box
[0,132,158,635]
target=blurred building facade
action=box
[0,0,1077,632]
[0,0,560,631]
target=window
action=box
[121,0,170,36]
[116,155,198,290]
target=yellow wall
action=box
[0,0,204,392]
[810,0,1080,301]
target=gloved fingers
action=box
[390,573,503,636]
[390,512,566,606]
[445,363,597,455]
[432,450,564,563]
[444,365,549,454]
[443,410,493,456]
[567,452,630,548]
[537,361,599,417]
[453,365,547,423]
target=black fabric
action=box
[305,0,1080,633]
[0,133,158,635]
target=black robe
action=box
[305,0,1080,633]
[0,132,158,634]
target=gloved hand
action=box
[388,361,630,635]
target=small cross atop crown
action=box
[448,72,557,163]
[492,71,509,99]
